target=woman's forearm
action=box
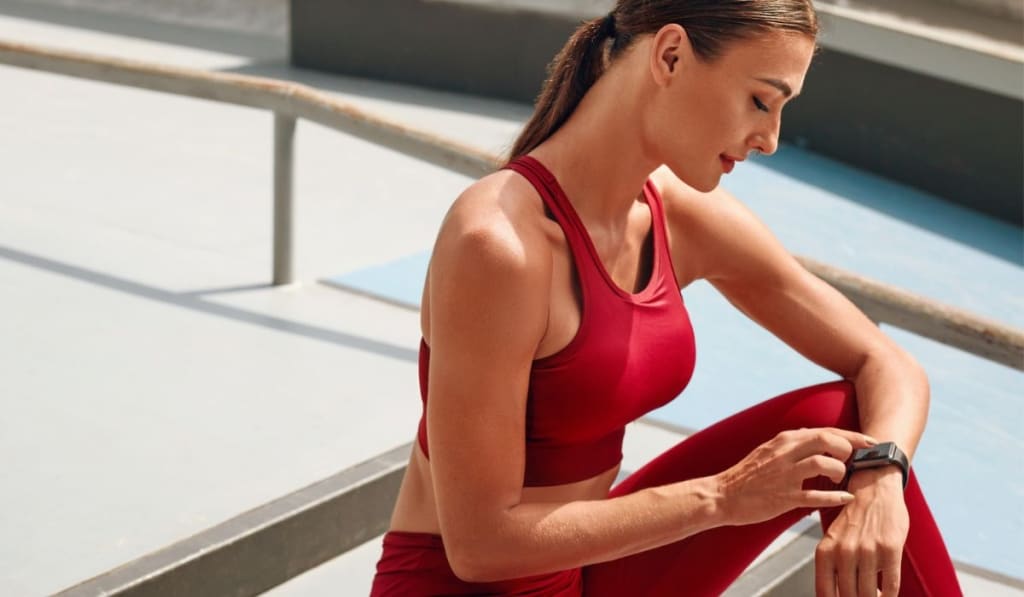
[453,476,724,582]
[851,347,930,461]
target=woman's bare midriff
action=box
[387,441,621,535]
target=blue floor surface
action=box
[324,144,1023,579]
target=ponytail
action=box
[505,13,617,163]
[502,1,818,166]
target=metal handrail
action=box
[1,39,1021,370]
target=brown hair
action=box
[506,0,819,163]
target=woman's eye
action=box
[753,96,769,113]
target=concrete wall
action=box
[784,48,1021,225]
[17,0,288,35]
[291,0,1023,224]
[937,0,1023,20]
[291,0,568,103]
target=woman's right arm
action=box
[427,182,870,583]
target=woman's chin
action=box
[665,164,720,194]
[689,175,721,194]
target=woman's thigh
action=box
[583,379,858,596]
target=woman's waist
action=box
[374,529,583,594]
[388,446,619,536]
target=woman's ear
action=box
[650,23,693,85]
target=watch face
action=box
[850,442,898,469]
[857,444,895,461]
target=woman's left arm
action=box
[709,229,930,463]
[661,176,923,595]
[666,180,929,460]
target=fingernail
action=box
[864,436,879,445]
[841,492,856,501]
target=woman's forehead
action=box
[719,32,815,92]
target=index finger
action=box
[791,427,875,462]
[820,427,879,448]
[879,563,901,597]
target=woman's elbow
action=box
[893,347,931,412]
[900,349,930,395]
[448,544,504,583]
[439,504,524,581]
[446,523,526,583]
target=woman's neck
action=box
[528,63,660,229]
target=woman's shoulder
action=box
[448,168,543,223]
[648,165,777,284]
[648,164,731,228]
[431,169,555,287]
[424,169,554,353]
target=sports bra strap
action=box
[503,156,605,290]
[505,155,676,300]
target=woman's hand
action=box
[713,427,878,526]
[815,467,909,597]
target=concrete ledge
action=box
[723,523,823,597]
[815,2,1023,100]
[54,444,410,597]
[291,0,569,104]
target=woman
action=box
[371,1,962,595]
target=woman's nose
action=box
[751,131,779,157]
[751,115,782,156]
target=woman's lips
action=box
[719,155,735,174]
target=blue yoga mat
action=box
[324,143,1023,579]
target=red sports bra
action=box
[416,155,697,486]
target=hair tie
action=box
[602,12,616,38]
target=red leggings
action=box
[371,380,963,596]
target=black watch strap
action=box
[842,441,909,489]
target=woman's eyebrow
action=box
[755,77,797,98]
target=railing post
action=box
[273,112,296,285]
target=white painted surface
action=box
[0,9,523,595]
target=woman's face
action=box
[639,27,816,192]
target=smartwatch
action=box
[842,441,909,489]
